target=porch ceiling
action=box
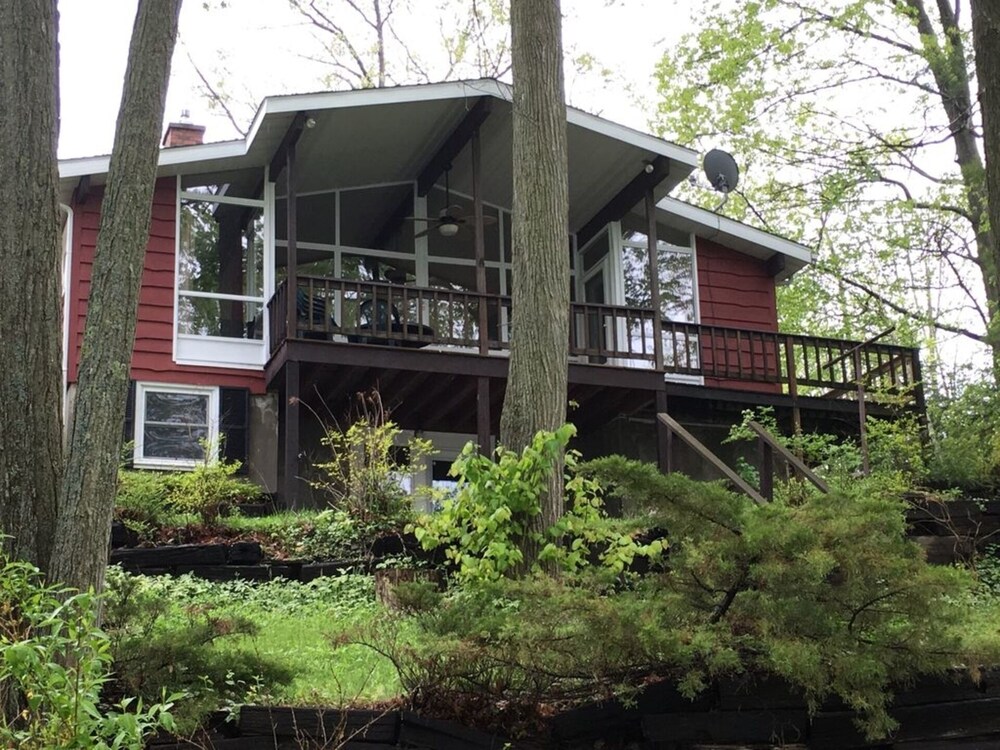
[59,79,698,233]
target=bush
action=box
[312,391,428,528]
[927,382,1000,490]
[347,458,1000,741]
[414,425,665,582]
[0,553,176,749]
[115,458,265,534]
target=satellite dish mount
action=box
[703,148,740,211]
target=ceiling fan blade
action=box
[413,226,436,239]
[404,216,434,223]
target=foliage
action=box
[312,392,428,529]
[115,457,264,534]
[654,0,993,375]
[926,382,1000,489]
[0,554,177,749]
[580,457,999,738]
[102,567,293,732]
[104,570,395,709]
[724,407,927,490]
[414,425,665,582]
[166,449,264,526]
[351,459,1000,741]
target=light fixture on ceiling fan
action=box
[405,165,496,238]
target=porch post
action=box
[472,128,489,357]
[655,388,671,473]
[477,377,491,454]
[285,140,298,339]
[645,189,665,371]
[283,360,301,508]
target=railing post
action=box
[759,435,774,501]
[854,347,871,475]
[646,190,665,371]
[784,335,801,437]
[910,346,930,446]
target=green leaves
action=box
[415,424,666,582]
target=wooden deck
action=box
[264,277,925,502]
[266,276,924,403]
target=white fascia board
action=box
[659,196,814,266]
[566,108,699,171]
[59,139,249,179]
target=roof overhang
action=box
[58,79,699,232]
[658,196,813,282]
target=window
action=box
[134,383,218,468]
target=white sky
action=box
[57,0,687,158]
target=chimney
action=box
[162,110,205,148]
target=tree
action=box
[0,1,181,595]
[500,0,570,568]
[50,0,183,594]
[655,0,997,385]
[0,0,63,573]
[972,0,1000,322]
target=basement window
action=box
[133,383,219,468]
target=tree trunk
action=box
[0,0,63,572]
[50,0,182,595]
[907,0,1000,376]
[972,0,1000,377]
[501,0,569,570]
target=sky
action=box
[58,0,686,159]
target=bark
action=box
[50,0,182,595]
[0,0,63,572]
[972,0,1000,373]
[501,0,569,569]
[906,0,1000,374]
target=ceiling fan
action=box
[406,166,496,239]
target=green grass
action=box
[110,572,407,707]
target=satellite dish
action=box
[703,149,740,194]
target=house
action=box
[57,79,924,504]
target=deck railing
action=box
[266,277,923,402]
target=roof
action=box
[658,196,813,281]
[58,79,699,234]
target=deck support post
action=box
[655,388,670,472]
[477,377,491,454]
[645,190,665,371]
[283,361,301,508]
[854,348,871,475]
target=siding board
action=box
[68,178,265,395]
[697,238,781,393]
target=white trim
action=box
[133,382,219,470]
[59,79,698,181]
[178,191,265,208]
[179,290,265,303]
[658,196,813,266]
[59,203,74,438]
[175,336,266,369]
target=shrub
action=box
[167,454,263,526]
[348,458,1000,741]
[927,382,1000,489]
[0,553,176,749]
[414,425,665,582]
[115,470,176,540]
[312,391,429,528]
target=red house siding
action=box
[68,178,266,394]
[696,238,781,393]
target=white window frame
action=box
[174,174,269,369]
[133,382,220,469]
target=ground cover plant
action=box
[101,568,403,732]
